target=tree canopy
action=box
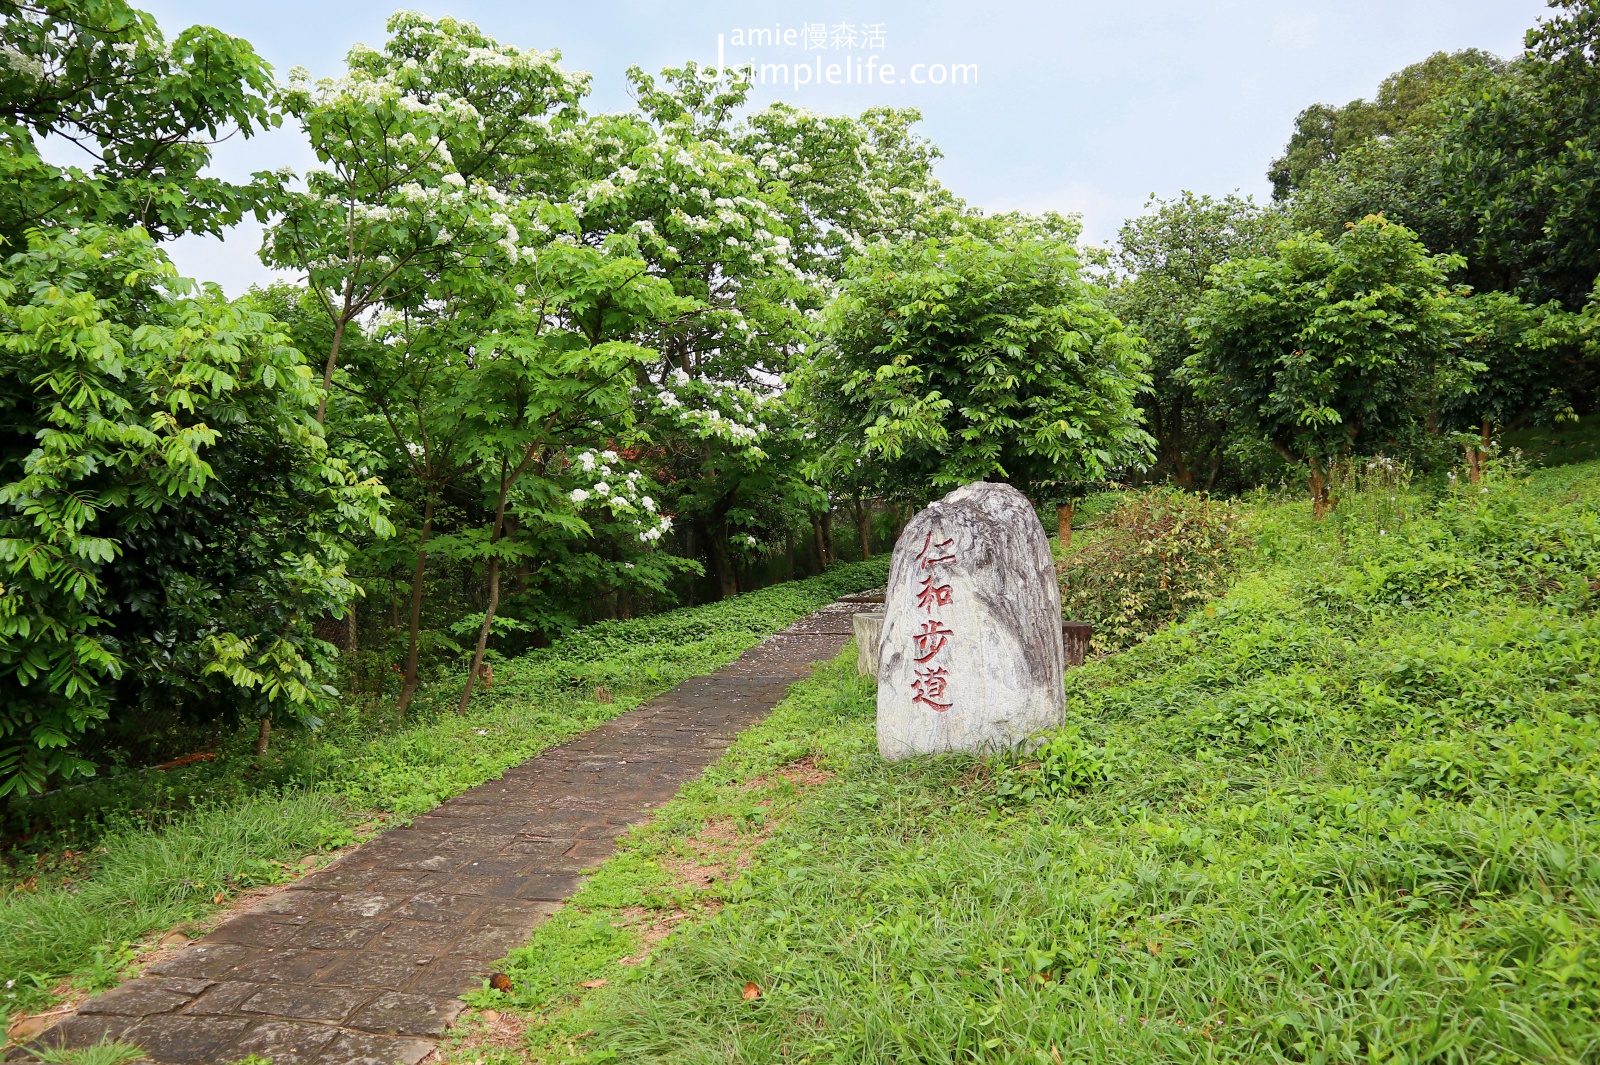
[0,0,282,247]
[799,219,1153,501]
[1185,216,1470,512]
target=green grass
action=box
[28,1037,148,1064]
[470,462,1600,1064]
[1,793,348,1022]
[0,558,886,1029]
[1500,415,1600,470]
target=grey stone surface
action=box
[851,612,884,675]
[877,481,1065,759]
[17,599,870,1064]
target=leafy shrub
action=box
[992,727,1111,807]
[1058,488,1246,653]
[0,227,391,797]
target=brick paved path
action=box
[22,600,869,1065]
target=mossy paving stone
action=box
[11,601,862,1064]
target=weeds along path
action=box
[17,601,871,1065]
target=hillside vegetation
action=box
[471,461,1600,1064]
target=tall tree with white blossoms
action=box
[263,12,590,423]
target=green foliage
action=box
[275,19,919,663]
[800,220,1154,499]
[992,727,1112,807]
[1441,1,1600,309]
[0,0,282,247]
[0,226,391,796]
[1283,7,1600,315]
[1109,193,1285,488]
[28,1037,148,1064]
[1268,49,1504,200]
[1446,289,1584,432]
[1058,488,1246,654]
[1186,216,1471,507]
[1284,126,1470,275]
[263,9,594,389]
[509,459,1600,1065]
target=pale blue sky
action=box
[141,0,1547,295]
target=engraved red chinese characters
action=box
[876,481,1064,760]
[911,619,953,663]
[909,532,958,710]
[911,665,952,711]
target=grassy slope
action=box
[478,463,1600,1064]
[0,558,886,1028]
[1502,415,1600,470]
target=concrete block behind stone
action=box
[851,612,884,675]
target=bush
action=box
[1058,488,1246,653]
[0,227,390,797]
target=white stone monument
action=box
[876,481,1065,760]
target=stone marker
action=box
[877,481,1065,759]
[851,612,885,675]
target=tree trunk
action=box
[811,515,827,572]
[855,493,872,560]
[460,456,520,715]
[396,494,435,719]
[685,521,699,606]
[255,715,272,756]
[315,314,349,425]
[709,521,738,599]
[1309,457,1330,519]
[1165,398,1194,489]
[821,509,835,563]
[459,557,501,713]
[1467,418,1492,483]
[1056,502,1076,548]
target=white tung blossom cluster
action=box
[639,369,773,457]
[566,450,674,543]
[0,43,45,80]
[646,370,777,454]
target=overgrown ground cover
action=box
[468,462,1600,1064]
[0,558,885,1029]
